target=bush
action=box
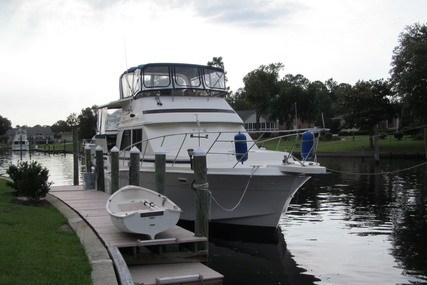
[319,132,340,141]
[394,132,404,141]
[6,161,52,200]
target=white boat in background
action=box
[12,128,30,151]
[96,63,326,229]
[106,185,182,239]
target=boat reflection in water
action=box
[185,222,320,285]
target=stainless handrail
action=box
[116,129,325,166]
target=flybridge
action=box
[119,63,227,99]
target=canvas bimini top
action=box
[119,63,227,99]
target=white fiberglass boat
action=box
[106,185,182,239]
[12,128,30,151]
[96,63,326,229]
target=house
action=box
[332,114,402,133]
[236,110,279,132]
[7,126,54,144]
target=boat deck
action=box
[49,186,223,285]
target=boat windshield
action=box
[120,63,226,99]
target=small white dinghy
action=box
[106,185,182,239]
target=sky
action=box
[0,0,425,127]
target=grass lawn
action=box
[259,135,426,153]
[38,142,74,152]
[0,179,92,284]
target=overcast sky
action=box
[0,0,425,127]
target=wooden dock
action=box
[49,186,223,285]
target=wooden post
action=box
[73,127,79,185]
[129,146,140,186]
[424,128,427,160]
[83,145,95,190]
[374,124,380,163]
[155,147,166,195]
[193,147,209,251]
[19,135,23,160]
[84,145,92,172]
[96,145,105,191]
[111,146,119,193]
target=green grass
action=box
[259,135,426,153]
[39,142,74,152]
[0,179,92,284]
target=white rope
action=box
[327,161,427,176]
[209,165,260,212]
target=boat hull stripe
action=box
[143,108,235,114]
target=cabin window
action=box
[120,130,131,150]
[143,66,170,88]
[203,68,226,89]
[174,66,201,87]
[121,69,141,98]
[132,129,142,151]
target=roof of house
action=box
[236,110,272,122]
[7,127,53,137]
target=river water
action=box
[1,151,426,284]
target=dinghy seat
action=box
[117,199,160,213]
[117,200,146,212]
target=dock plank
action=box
[49,186,222,284]
[129,263,223,285]
[49,187,207,247]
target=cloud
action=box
[159,0,305,27]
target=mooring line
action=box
[326,161,427,176]
[210,165,260,212]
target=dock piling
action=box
[192,147,210,251]
[155,147,166,195]
[73,127,79,185]
[96,146,105,191]
[84,145,92,172]
[110,146,119,193]
[129,147,140,186]
[84,145,95,190]
[375,124,380,163]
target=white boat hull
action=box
[106,185,182,239]
[113,165,310,228]
[12,144,29,151]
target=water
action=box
[1,151,426,284]
[208,157,427,285]
[0,150,83,185]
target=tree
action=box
[66,113,79,128]
[242,63,284,129]
[308,80,332,128]
[51,120,71,133]
[343,79,396,148]
[207,56,224,69]
[78,106,97,140]
[271,75,325,130]
[0,115,12,136]
[270,79,303,129]
[227,88,254,110]
[390,23,427,124]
